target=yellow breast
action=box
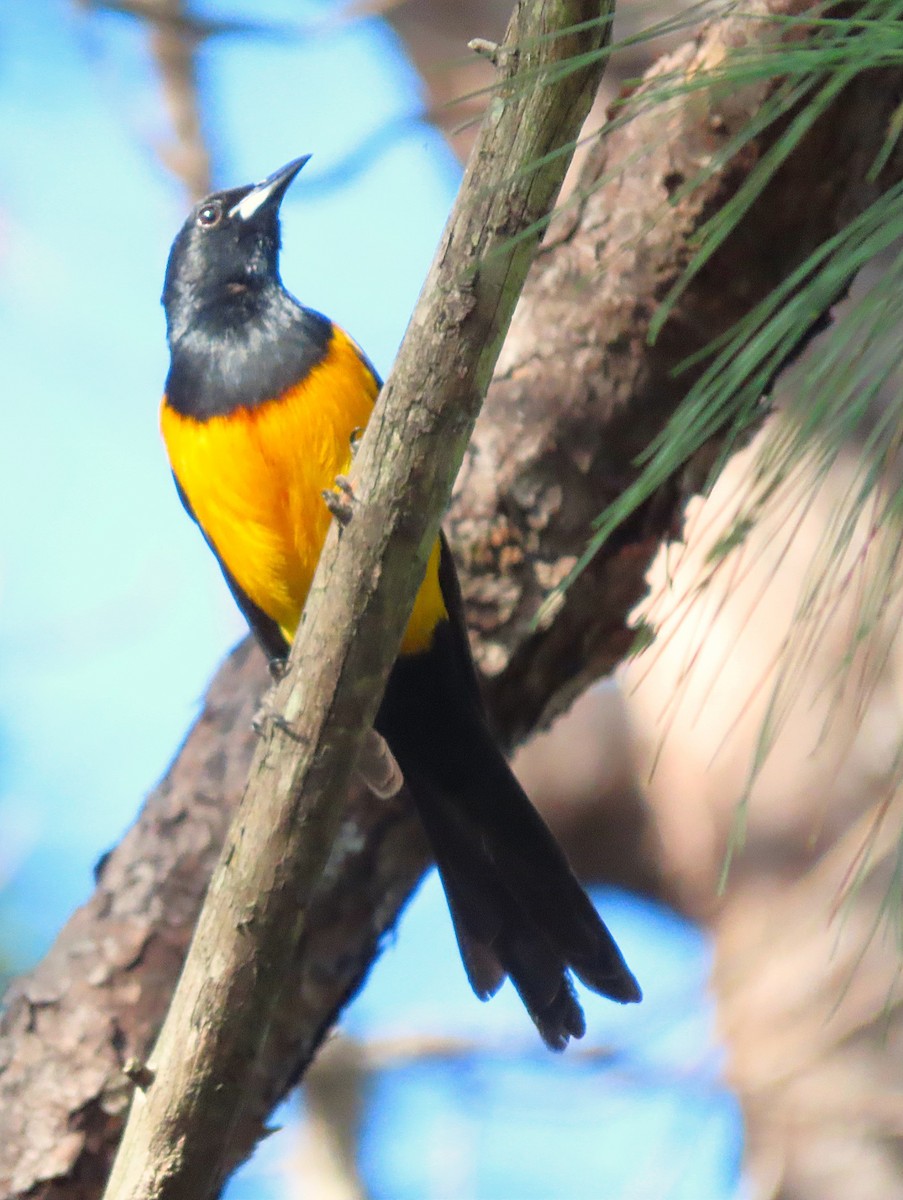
[161,325,446,655]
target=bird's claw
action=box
[322,474,356,526]
[252,694,304,743]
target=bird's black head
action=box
[162,156,310,346]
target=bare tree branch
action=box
[3,2,903,1196]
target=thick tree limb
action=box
[101,2,613,1197]
[3,2,903,1196]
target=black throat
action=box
[164,284,334,420]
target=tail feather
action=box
[376,546,642,1049]
[410,754,640,1049]
[429,829,588,1049]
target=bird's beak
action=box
[228,156,311,223]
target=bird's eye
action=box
[197,202,222,229]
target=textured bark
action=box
[3,2,903,1196]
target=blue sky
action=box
[0,3,744,1196]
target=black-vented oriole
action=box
[160,156,641,1049]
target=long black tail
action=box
[376,551,641,1049]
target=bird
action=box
[160,156,642,1049]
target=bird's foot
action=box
[251,658,290,732]
[252,691,304,743]
[322,474,356,526]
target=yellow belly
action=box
[160,326,446,654]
